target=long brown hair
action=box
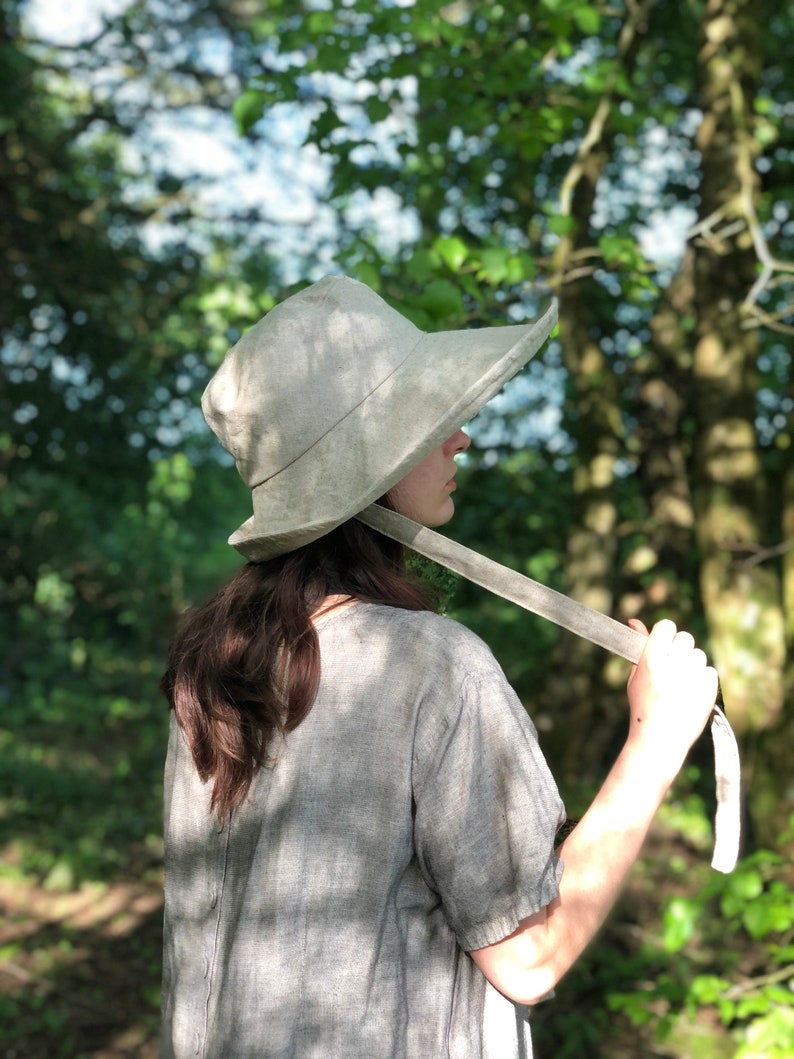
[161,513,436,818]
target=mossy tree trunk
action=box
[691,0,787,847]
[748,408,794,857]
[618,258,699,631]
[541,147,627,783]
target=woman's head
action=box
[202,276,556,562]
[388,428,471,527]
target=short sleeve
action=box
[412,662,566,952]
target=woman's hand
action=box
[625,618,719,780]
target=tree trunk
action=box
[748,415,794,858]
[618,258,698,630]
[691,0,787,846]
[540,145,627,782]
[539,4,656,782]
[784,439,794,650]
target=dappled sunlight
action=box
[0,874,164,1059]
[3,0,793,1054]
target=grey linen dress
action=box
[161,604,565,1058]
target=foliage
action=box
[2,0,794,1056]
[0,10,266,1049]
[657,829,794,1057]
[531,804,794,1058]
[0,0,265,886]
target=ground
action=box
[0,820,747,1058]
[0,862,163,1059]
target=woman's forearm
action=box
[470,619,718,1004]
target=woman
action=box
[160,277,718,1058]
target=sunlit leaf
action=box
[232,88,268,134]
[433,236,468,272]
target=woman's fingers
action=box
[641,618,677,665]
[627,617,650,638]
[626,618,719,763]
[671,630,695,653]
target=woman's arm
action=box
[470,618,718,1005]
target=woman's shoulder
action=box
[318,604,524,734]
[331,603,499,669]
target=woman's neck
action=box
[310,594,358,626]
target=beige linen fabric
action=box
[161,606,565,1059]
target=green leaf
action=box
[505,252,536,285]
[405,248,441,284]
[689,974,732,1006]
[353,261,382,291]
[599,234,643,268]
[476,247,510,285]
[547,214,577,236]
[232,88,268,135]
[734,1007,794,1058]
[662,896,700,952]
[306,10,337,35]
[418,278,465,321]
[722,868,764,918]
[606,990,656,1027]
[313,105,344,144]
[433,236,468,272]
[573,7,602,34]
[365,97,392,124]
[742,884,794,939]
[42,858,76,892]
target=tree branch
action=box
[557,0,657,218]
[686,74,793,329]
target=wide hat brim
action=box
[230,299,558,561]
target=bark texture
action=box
[691,0,788,846]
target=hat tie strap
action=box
[357,504,741,874]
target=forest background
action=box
[1,0,793,1056]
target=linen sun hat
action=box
[202,275,557,561]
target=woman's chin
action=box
[423,500,456,528]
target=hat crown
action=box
[202,277,420,487]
